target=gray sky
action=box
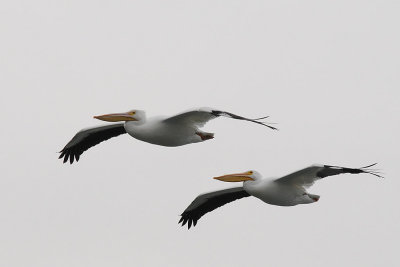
[1,1,399,266]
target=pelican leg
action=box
[196,131,214,141]
[308,194,320,202]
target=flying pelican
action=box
[59,108,277,164]
[179,163,383,229]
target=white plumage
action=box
[179,164,382,229]
[59,107,276,163]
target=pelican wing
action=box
[179,187,250,229]
[163,108,277,130]
[59,123,126,164]
[275,163,382,188]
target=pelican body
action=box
[243,178,317,206]
[179,164,382,229]
[123,115,205,147]
[59,107,277,164]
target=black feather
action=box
[178,187,250,229]
[211,110,278,130]
[58,123,126,164]
[319,163,383,178]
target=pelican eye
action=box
[248,171,253,175]
[129,111,136,115]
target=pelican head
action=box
[213,170,262,182]
[94,109,146,122]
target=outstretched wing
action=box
[59,123,126,164]
[275,163,383,188]
[179,187,250,229]
[163,107,278,130]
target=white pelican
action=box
[59,108,277,163]
[179,163,382,229]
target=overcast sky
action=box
[1,1,399,266]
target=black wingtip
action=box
[360,163,384,178]
[268,125,279,131]
[63,153,68,163]
[260,123,279,131]
[58,149,66,158]
[58,148,80,164]
[211,110,278,130]
[252,120,279,130]
[252,116,270,120]
[179,215,197,229]
[360,163,378,169]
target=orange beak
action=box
[93,112,136,122]
[213,171,254,182]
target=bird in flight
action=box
[179,163,383,229]
[59,107,277,164]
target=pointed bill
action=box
[94,112,136,122]
[213,171,254,182]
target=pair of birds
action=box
[59,107,382,229]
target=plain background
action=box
[1,1,399,266]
